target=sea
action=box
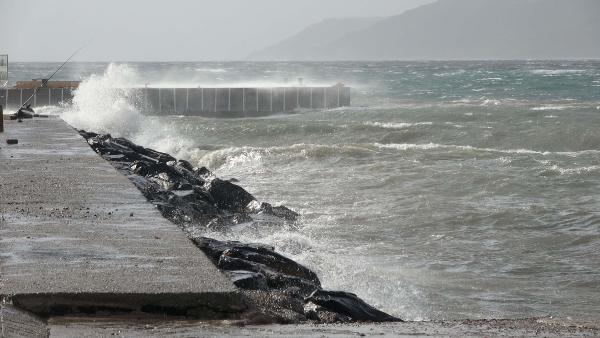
[7,60,600,321]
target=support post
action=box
[173,89,177,113]
[242,88,245,113]
[283,88,286,111]
[186,88,189,111]
[256,88,259,112]
[0,105,4,133]
[270,88,273,112]
[20,89,23,107]
[62,89,65,104]
[48,89,52,105]
[158,88,161,112]
[228,88,231,112]
[310,88,313,109]
[324,88,327,109]
[201,88,204,111]
[214,89,217,113]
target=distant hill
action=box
[249,0,600,60]
[247,17,382,61]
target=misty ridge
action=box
[249,0,600,61]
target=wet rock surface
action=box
[79,130,400,323]
[79,131,297,230]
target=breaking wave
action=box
[374,143,600,157]
[61,63,143,137]
[191,143,377,170]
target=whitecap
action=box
[531,105,570,111]
[195,68,227,73]
[374,143,600,157]
[433,69,465,77]
[444,122,464,128]
[540,165,600,177]
[481,99,501,106]
[530,69,585,75]
[365,121,433,130]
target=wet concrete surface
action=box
[0,304,48,338]
[46,317,600,337]
[0,117,241,317]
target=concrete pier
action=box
[0,117,242,318]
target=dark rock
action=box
[240,290,308,324]
[193,237,275,263]
[230,213,253,225]
[303,301,352,323]
[223,246,320,287]
[195,237,321,295]
[305,290,402,322]
[225,270,268,290]
[256,202,299,221]
[195,237,321,294]
[207,178,256,213]
[177,159,195,171]
[77,131,297,229]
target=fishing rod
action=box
[19,44,87,109]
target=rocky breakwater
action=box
[79,131,400,324]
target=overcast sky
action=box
[0,0,433,62]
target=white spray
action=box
[62,63,143,137]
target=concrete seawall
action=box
[0,86,351,116]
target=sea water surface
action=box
[8,61,600,321]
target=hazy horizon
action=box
[1,0,432,62]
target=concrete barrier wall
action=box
[0,88,75,110]
[0,86,351,116]
[141,87,350,116]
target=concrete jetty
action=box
[0,117,242,319]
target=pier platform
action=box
[0,117,242,318]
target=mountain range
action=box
[248,0,600,60]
